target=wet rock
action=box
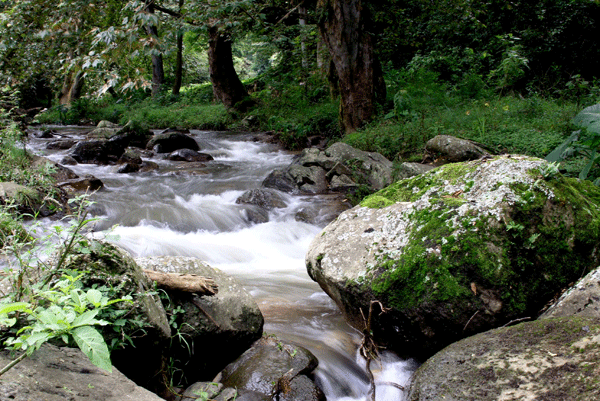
[69,140,124,164]
[407,317,600,401]
[262,142,393,195]
[87,127,121,140]
[139,161,160,173]
[117,163,141,174]
[135,256,264,383]
[0,344,164,401]
[33,128,55,138]
[425,134,489,162]
[262,169,296,193]
[57,175,104,192]
[118,148,143,165]
[219,336,324,401]
[147,132,199,153]
[541,267,600,319]
[236,189,287,210]
[306,155,600,359]
[46,139,77,150]
[60,155,78,165]
[176,382,223,401]
[167,148,214,162]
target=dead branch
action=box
[463,310,480,331]
[501,317,531,328]
[142,269,218,295]
[276,0,306,25]
[359,300,391,401]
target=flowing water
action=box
[29,127,418,400]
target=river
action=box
[29,127,417,401]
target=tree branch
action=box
[276,0,306,25]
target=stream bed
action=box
[29,127,418,401]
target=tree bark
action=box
[207,25,250,110]
[172,0,184,95]
[59,71,85,105]
[145,4,164,97]
[317,0,386,133]
[142,269,218,295]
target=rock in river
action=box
[306,155,600,359]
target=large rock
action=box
[0,344,164,401]
[167,148,214,162]
[31,156,79,181]
[306,155,600,359]
[262,142,393,195]
[69,140,125,164]
[407,316,600,401]
[59,241,171,392]
[147,132,199,153]
[425,134,489,162]
[135,256,264,383]
[88,121,152,149]
[218,336,324,401]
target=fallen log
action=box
[142,269,218,295]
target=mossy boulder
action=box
[407,316,600,400]
[306,155,600,359]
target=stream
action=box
[28,127,417,401]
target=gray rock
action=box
[176,382,223,401]
[46,139,77,150]
[306,155,600,359]
[236,189,287,210]
[407,317,600,401]
[325,142,393,190]
[288,165,328,194]
[0,344,164,401]
[60,155,78,165]
[219,336,324,401]
[167,149,214,162]
[87,127,121,140]
[541,267,600,319]
[262,169,296,193]
[118,148,143,165]
[426,134,489,162]
[135,256,264,383]
[97,120,120,128]
[139,161,160,173]
[69,140,125,164]
[117,163,141,174]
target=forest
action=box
[1,1,600,400]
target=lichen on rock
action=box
[306,155,600,358]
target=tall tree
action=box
[317,0,385,133]
[144,2,165,97]
[207,24,250,109]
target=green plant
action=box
[0,195,132,374]
[0,271,133,374]
[546,103,600,185]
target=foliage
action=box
[344,70,577,161]
[0,271,132,374]
[546,103,600,184]
[0,195,134,374]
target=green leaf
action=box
[72,326,112,373]
[72,310,100,328]
[573,103,600,133]
[545,131,579,162]
[0,302,30,316]
[86,289,103,307]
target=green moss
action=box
[363,159,600,319]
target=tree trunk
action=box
[59,71,85,105]
[207,25,250,110]
[142,269,218,295]
[317,0,386,133]
[145,4,164,97]
[172,0,184,95]
[299,3,308,69]
[172,32,183,95]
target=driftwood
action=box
[142,269,218,295]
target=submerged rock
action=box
[167,148,214,162]
[306,155,600,358]
[407,316,600,401]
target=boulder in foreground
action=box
[306,155,600,358]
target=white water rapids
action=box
[29,127,418,400]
